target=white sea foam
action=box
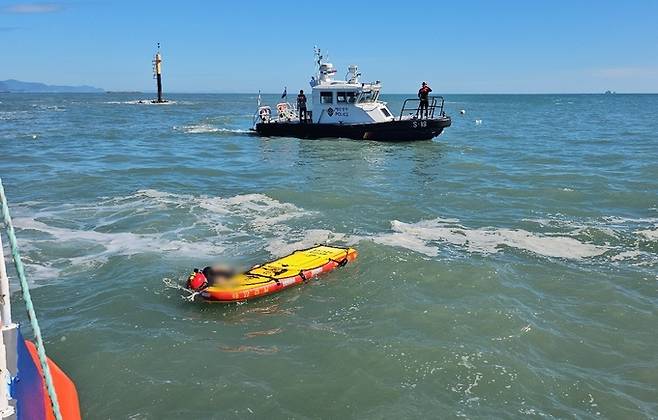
[11,190,311,283]
[173,124,250,134]
[600,216,658,226]
[13,189,656,285]
[609,250,645,262]
[636,228,658,241]
[104,100,178,105]
[13,217,225,266]
[34,105,66,112]
[175,124,220,133]
[0,111,30,121]
[374,218,608,260]
[265,229,354,257]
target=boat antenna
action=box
[314,46,323,67]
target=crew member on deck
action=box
[418,82,432,119]
[297,90,308,122]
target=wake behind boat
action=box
[253,49,451,141]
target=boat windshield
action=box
[358,90,379,103]
[337,91,357,104]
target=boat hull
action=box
[255,117,451,141]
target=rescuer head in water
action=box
[187,265,236,291]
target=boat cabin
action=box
[258,57,396,126]
[305,62,395,125]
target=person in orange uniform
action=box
[417,82,432,119]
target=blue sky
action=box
[1,0,657,93]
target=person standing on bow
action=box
[297,89,308,123]
[418,82,432,119]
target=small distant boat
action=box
[253,49,451,141]
[1,181,81,419]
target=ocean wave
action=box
[31,104,66,112]
[173,124,250,134]
[13,216,226,270]
[636,228,658,241]
[371,214,658,265]
[526,214,658,244]
[12,188,657,285]
[374,218,608,260]
[103,100,179,105]
[0,111,30,121]
[265,229,354,257]
[11,190,311,284]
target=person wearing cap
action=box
[417,82,433,119]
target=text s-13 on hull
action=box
[253,48,451,141]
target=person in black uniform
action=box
[297,90,307,122]
[417,82,432,119]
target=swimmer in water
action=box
[187,264,236,291]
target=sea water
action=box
[1,93,657,418]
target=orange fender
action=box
[25,341,82,420]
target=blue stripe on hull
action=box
[11,327,46,420]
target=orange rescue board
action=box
[200,245,357,302]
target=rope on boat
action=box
[0,178,63,420]
[162,277,199,301]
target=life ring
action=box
[276,103,288,114]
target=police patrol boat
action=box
[253,49,451,141]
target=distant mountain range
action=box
[0,79,104,93]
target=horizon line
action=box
[3,91,658,95]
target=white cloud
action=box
[592,67,658,79]
[3,3,63,14]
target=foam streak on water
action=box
[1,93,657,418]
[376,218,608,259]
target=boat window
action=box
[337,92,347,103]
[372,91,380,102]
[358,91,376,103]
[381,107,391,117]
[320,91,333,104]
[346,92,357,103]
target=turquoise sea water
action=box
[1,93,657,418]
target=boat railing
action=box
[398,96,446,120]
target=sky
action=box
[1,0,657,93]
